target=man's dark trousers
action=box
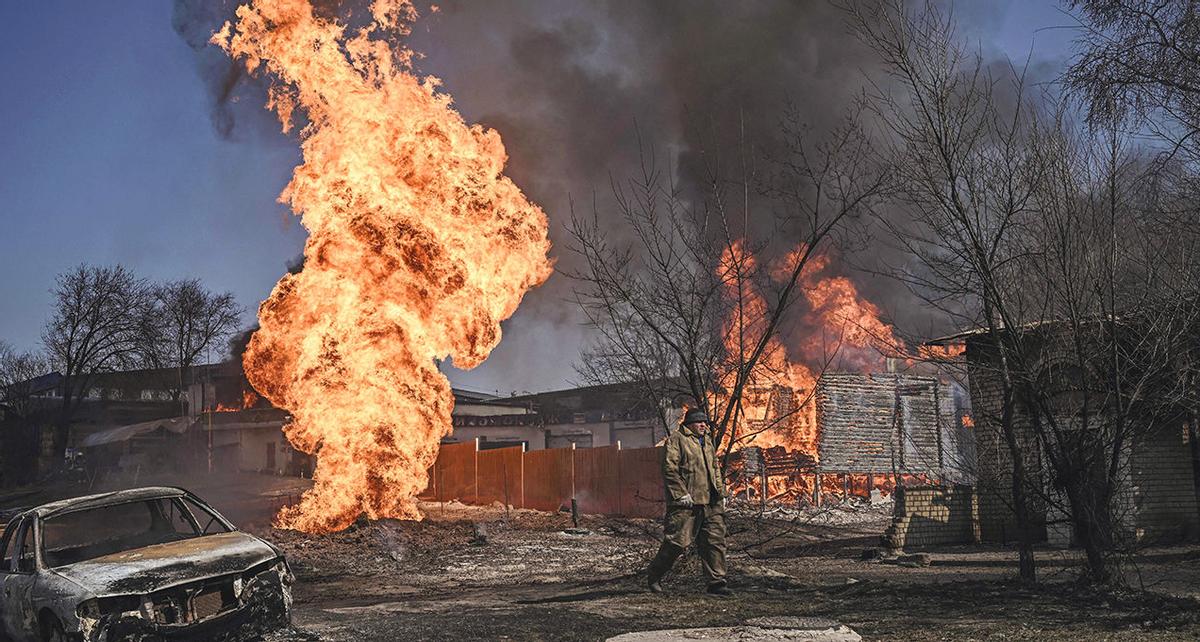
[645,501,727,587]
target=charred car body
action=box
[0,487,292,641]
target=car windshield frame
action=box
[38,494,233,568]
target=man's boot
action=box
[645,540,682,594]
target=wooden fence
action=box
[421,441,664,518]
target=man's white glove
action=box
[675,493,695,507]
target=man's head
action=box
[683,408,710,434]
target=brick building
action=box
[944,328,1200,547]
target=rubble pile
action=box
[729,496,895,528]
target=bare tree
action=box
[567,108,888,462]
[1068,0,1200,535]
[0,342,53,421]
[0,342,53,485]
[842,0,1047,582]
[847,0,1200,584]
[139,278,243,402]
[1018,113,1200,583]
[1067,0,1200,171]
[42,264,151,461]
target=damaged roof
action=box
[79,416,192,447]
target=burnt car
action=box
[0,487,292,641]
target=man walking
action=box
[645,408,733,595]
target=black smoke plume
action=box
[173,0,994,391]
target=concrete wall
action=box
[205,425,290,475]
[612,419,659,449]
[453,402,529,417]
[549,421,612,449]
[235,426,287,475]
[885,485,979,549]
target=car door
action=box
[0,519,38,642]
[0,518,34,641]
[0,518,20,641]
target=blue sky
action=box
[0,1,1078,393]
[0,2,305,356]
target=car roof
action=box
[17,486,191,520]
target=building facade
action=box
[443,383,669,451]
[960,330,1200,546]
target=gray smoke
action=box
[172,0,1036,392]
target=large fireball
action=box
[215,0,553,532]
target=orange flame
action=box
[792,250,901,371]
[216,0,552,532]
[918,343,965,361]
[718,242,901,460]
[215,387,259,413]
[717,241,819,454]
[729,470,904,504]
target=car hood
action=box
[51,531,278,596]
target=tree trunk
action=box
[1051,421,1118,584]
[50,372,91,471]
[1009,449,1038,583]
[1075,521,1112,584]
[52,383,79,471]
[999,392,1037,583]
[1066,478,1114,584]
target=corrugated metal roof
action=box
[79,417,191,448]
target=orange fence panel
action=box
[522,447,573,512]
[418,464,437,500]
[477,446,524,507]
[435,441,478,503]
[422,442,665,519]
[573,446,623,515]
[617,446,665,518]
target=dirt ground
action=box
[253,499,1200,641]
[4,475,1199,641]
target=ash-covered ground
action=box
[4,474,1198,641]
[254,499,1200,641]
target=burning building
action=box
[728,370,971,504]
[815,372,971,482]
[709,241,972,501]
[189,0,968,531]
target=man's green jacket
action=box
[661,424,726,506]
